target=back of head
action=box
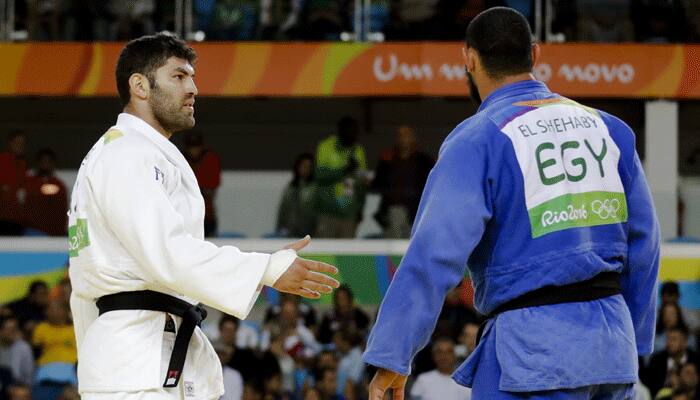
[466,7,534,80]
[116,33,196,107]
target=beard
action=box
[466,68,482,107]
[149,84,195,134]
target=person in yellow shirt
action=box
[32,300,77,366]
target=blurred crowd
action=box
[0,117,435,240]
[0,275,699,400]
[6,0,700,42]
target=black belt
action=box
[475,271,621,347]
[96,290,208,388]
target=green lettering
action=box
[585,138,607,177]
[561,141,587,182]
[536,142,565,185]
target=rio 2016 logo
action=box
[590,199,621,219]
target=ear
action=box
[531,43,541,67]
[462,46,477,74]
[128,73,150,101]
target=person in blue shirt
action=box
[362,7,660,400]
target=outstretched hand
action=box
[369,368,408,400]
[274,235,340,299]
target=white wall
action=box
[57,170,384,238]
[56,170,700,239]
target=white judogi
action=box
[68,113,296,399]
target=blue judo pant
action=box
[464,322,635,400]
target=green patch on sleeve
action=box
[102,129,124,145]
[68,218,91,257]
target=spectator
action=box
[210,0,260,40]
[260,0,303,39]
[409,337,472,400]
[31,301,77,368]
[315,367,343,400]
[0,131,28,236]
[261,298,321,356]
[0,317,33,386]
[318,285,369,344]
[6,384,30,400]
[211,314,260,350]
[656,302,697,352]
[59,384,80,400]
[184,131,222,237]
[455,321,480,363]
[264,332,295,394]
[276,153,318,238]
[661,282,700,333]
[215,343,244,400]
[643,327,699,396]
[304,387,322,400]
[7,280,49,336]
[679,363,698,400]
[243,381,264,400]
[333,329,364,400]
[264,293,318,332]
[577,0,634,42]
[371,125,434,238]
[108,0,156,40]
[300,0,349,40]
[26,0,63,40]
[0,365,13,400]
[314,117,369,239]
[211,315,259,384]
[22,148,69,236]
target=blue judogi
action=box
[362,80,660,399]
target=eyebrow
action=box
[174,66,195,76]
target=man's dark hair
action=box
[115,33,196,106]
[28,280,48,295]
[662,281,680,296]
[465,7,534,79]
[334,284,354,302]
[218,314,240,331]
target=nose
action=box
[187,77,198,96]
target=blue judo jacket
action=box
[362,80,660,392]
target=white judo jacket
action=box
[68,113,296,399]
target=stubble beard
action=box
[149,85,195,134]
[465,68,482,107]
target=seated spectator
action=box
[0,131,28,236]
[577,0,634,42]
[318,285,369,344]
[7,280,49,337]
[0,317,33,386]
[333,329,364,400]
[371,125,434,238]
[410,337,471,400]
[276,153,318,238]
[315,367,343,400]
[184,131,222,237]
[22,148,68,236]
[0,365,13,400]
[455,321,480,363]
[643,327,699,397]
[26,0,63,40]
[211,314,259,350]
[215,343,244,400]
[314,117,369,239]
[661,282,700,333]
[211,315,259,383]
[656,302,697,352]
[635,0,686,42]
[260,0,303,39]
[678,363,698,400]
[31,301,77,368]
[6,384,30,400]
[261,298,321,356]
[264,332,295,394]
[210,0,260,40]
[301,0,348,40]
[108,0,156,40]
[264,293,318,336]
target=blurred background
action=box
[0,1,699,400]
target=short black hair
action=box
[465,7,534,79]
[334,284,354,302]
[28,280,48,294]
[115,33,196,106]
[662,281,680,296]
[218,314,239,330]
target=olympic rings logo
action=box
[590,199,620,220]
